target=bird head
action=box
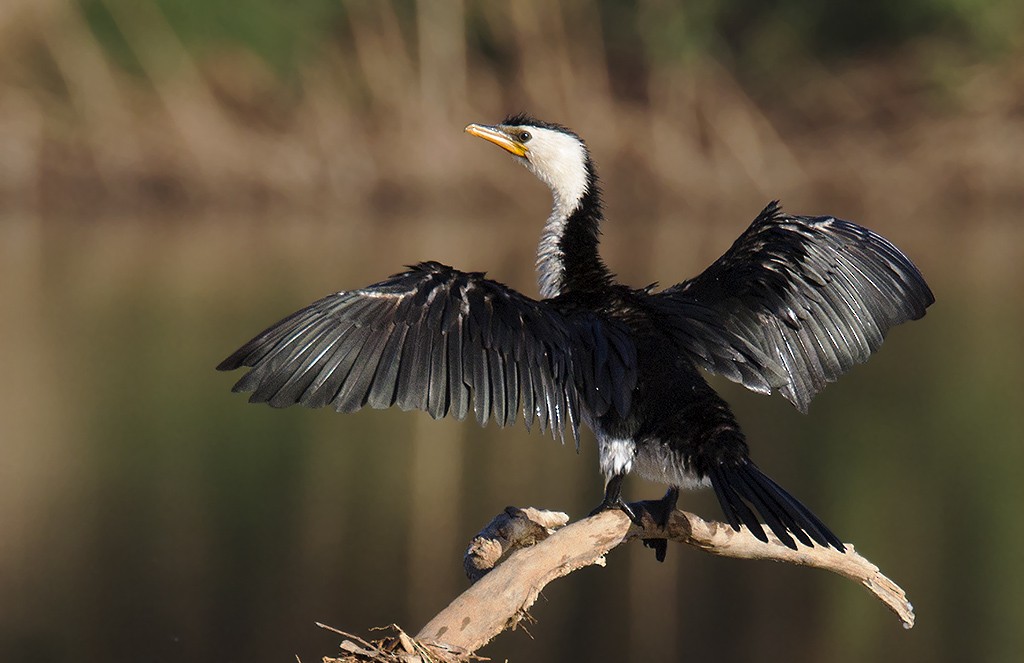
[466,114,591,205]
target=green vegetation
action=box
[73,0,1023,82]
[79,0,342,78]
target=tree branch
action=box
[417,505,914,654]
[325,504,914,662]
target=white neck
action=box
[521,129,590,299]
[536,195,582,299]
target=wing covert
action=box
[218,261,636,444]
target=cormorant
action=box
[217,114,933,557]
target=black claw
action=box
[619,500,642,526]
[590,473,644,526]
[588,495,643,526]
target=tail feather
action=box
[731,465,812,548]
[752,465,846,550]
[709,460,845,552]
[709,465,766,543]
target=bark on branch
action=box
[325,504,914,662]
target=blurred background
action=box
[1,1,1022,662]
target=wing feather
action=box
[218,261,637,443]
[654,202,933,412]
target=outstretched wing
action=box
[654,202,934,412]
[217,261,636,444]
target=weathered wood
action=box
[417,505,914,654]
[325,504,914,662]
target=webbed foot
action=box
[589,473,644,526]
[588,495,643,526]
[640,487,679,563]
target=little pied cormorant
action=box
[218,114,933,556]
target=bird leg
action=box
[641,487,680,562]
[589,474,642,526]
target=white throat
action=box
[519,128,590,299]
[536,196,580,299]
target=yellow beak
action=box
[465,123,528,157]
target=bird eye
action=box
[518,131,532,143]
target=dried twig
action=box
[319,622,486,663]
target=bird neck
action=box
[536,159,611,299]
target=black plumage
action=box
[219,115,933,552]
[655,202,932,412]
[218,261,637,446]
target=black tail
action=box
[708,460,845,551]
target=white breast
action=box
[597,436,636,478]
[598,433,710,490]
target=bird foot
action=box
[639,487,679,563]
[590,483,679,562]
[588,497,643,527]
[591,473,644,526]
